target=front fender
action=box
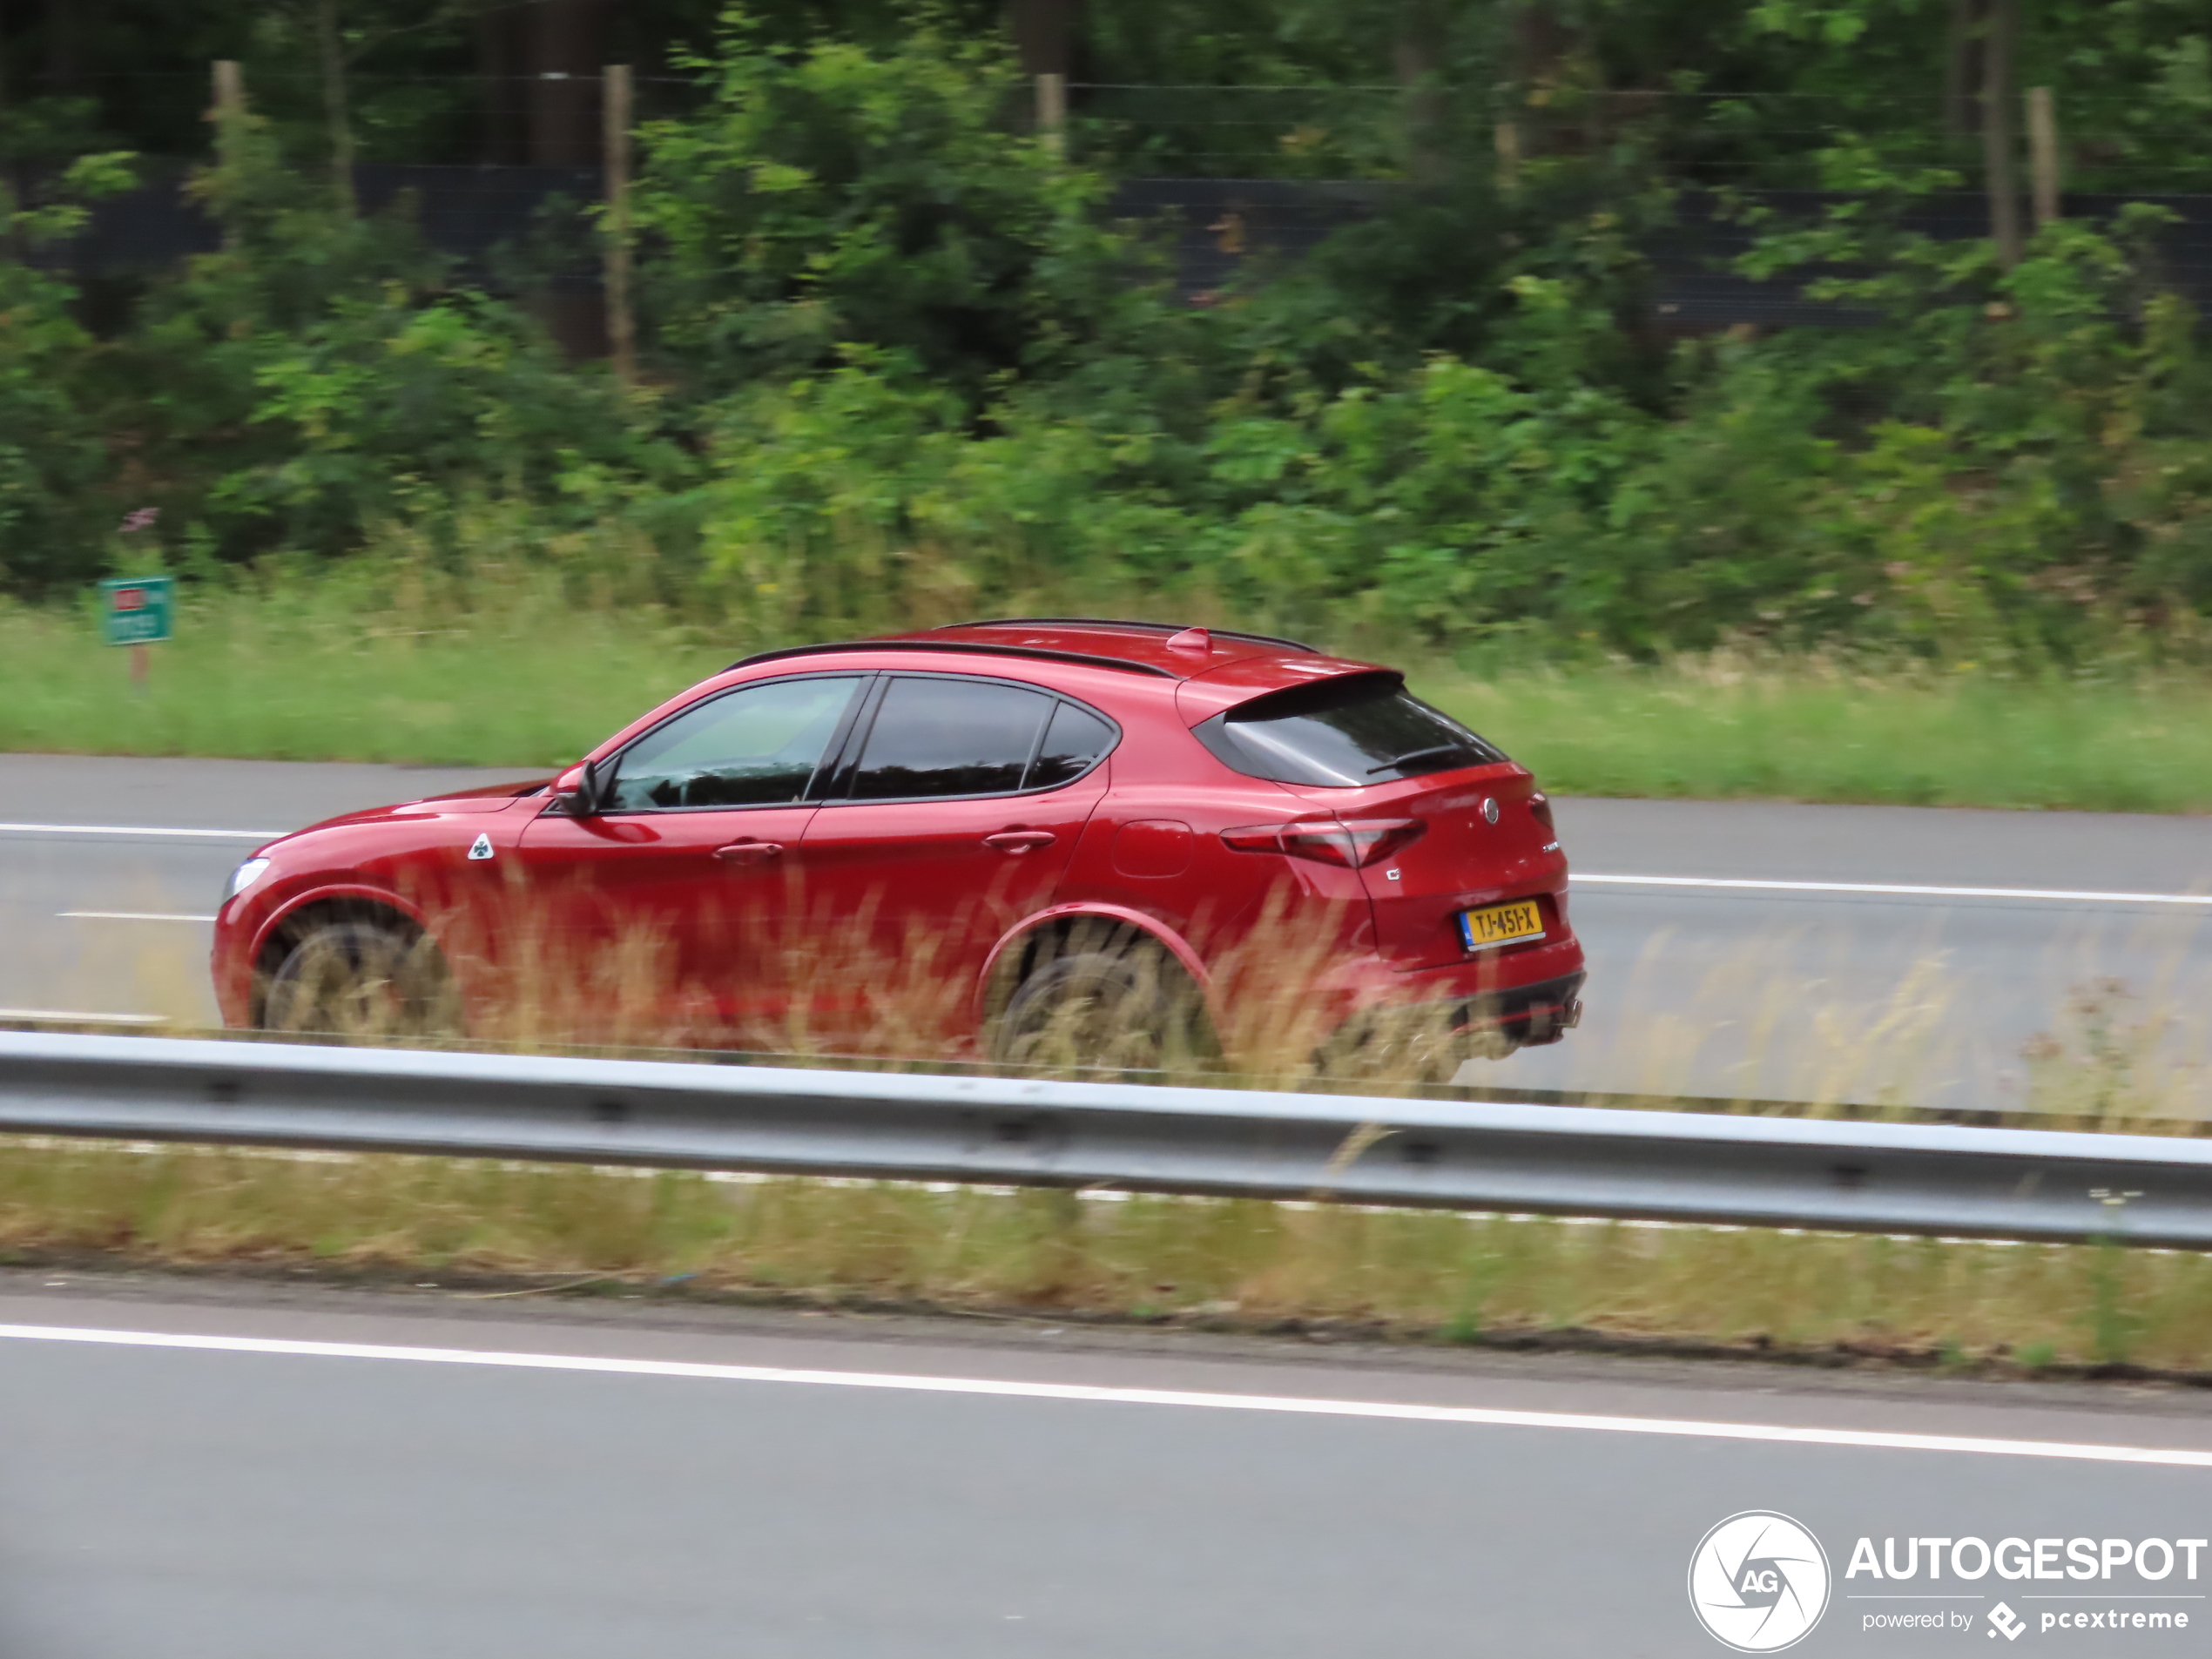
[244,880,437,969]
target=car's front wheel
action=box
[260,918,459,1039]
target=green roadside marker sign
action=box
[99,576,175,646]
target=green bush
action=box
[15,105,685,586]
[0,152,137,590]
[633,9,1176,408]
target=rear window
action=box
[846,678,1052,799]
[1193,674,1506,787]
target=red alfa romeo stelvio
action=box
[212,619,1585,1062]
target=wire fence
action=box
[17,69,2212,324]
[1065,80,2212,195]
[18,66,2212,185]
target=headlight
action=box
[225,858,271,903]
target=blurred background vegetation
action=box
[10,0,2212,705]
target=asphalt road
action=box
[0,1278,2207,1658]
[4,753,2211,1112]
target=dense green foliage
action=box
[10,3,2212,665]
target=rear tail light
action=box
[1220,818,1426,868]
[1530,792,1554,832]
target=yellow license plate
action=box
[1458,899,1544,952]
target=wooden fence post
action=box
[1494,118,1522,194]
[211,61,246,250]
[212,60,246,134]
[2026,84,2060,232]
[1035,72,1067,158]
[602,63,636,385]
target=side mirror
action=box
[553,758,607,818]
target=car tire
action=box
[992,928,1212,1071]
[260,919,459,1039]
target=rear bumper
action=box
[1452,969,1585,1046]
[1314,934,1587,1038]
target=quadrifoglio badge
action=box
[1690,1514,2209,1647]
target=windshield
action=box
[1194,674,1506,787]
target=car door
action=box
[797,674,1117,1049]
[512,673,867,1045]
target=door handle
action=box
[713,840,785,865]
[984,831,1056,854]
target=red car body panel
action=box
[212,622,1586,1053]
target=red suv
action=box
[212,620,1584,1065]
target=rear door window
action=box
[846,677,1055,799]
[607,675,862,810]
[1194,674,1505,786]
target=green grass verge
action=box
[8,577,2212,812]
[1434,667,2212,814]
[0,584,731,771]
[0,1138,2194,1373]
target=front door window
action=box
[512,675,865,1043]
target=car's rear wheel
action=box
[260,919,459,1039]
[991,927,1212,1072]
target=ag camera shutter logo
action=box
[1689,1511,1831,1652]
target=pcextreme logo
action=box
[1689,1511,1833,1653]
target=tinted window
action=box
[1196,675,1505,787]
[847,678,1052,799]
[1027,702,1117,789]
[608,677,860,810]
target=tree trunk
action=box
[1,0,17,261]
[475,4,525,165]
[1944,0,1984,145]
[1007,0,1078,80]
[525,0,609,167]
[1982,0,2021,266]
[1006,0,1081,130]
[315,0,358,217]
[1393,0,1447,185]
[42,0,97,93]
[1509,2,1575,157]
[524,0,612,359]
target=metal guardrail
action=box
[1,1030,2208,1246]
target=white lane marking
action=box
[0,823,280,840]
[3,1322,2209,1468]
[1576,873,2212,907]
[61,911,218,923]
[0,1010,166,1027]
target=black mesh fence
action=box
[20,71,2212,329]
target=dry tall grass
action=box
[16,891,2212,1366]
[0,1138,2202,1373]
[245,871,1516,1088]
[42,865,2212,1126]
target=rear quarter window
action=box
[1193,674,1506,787]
